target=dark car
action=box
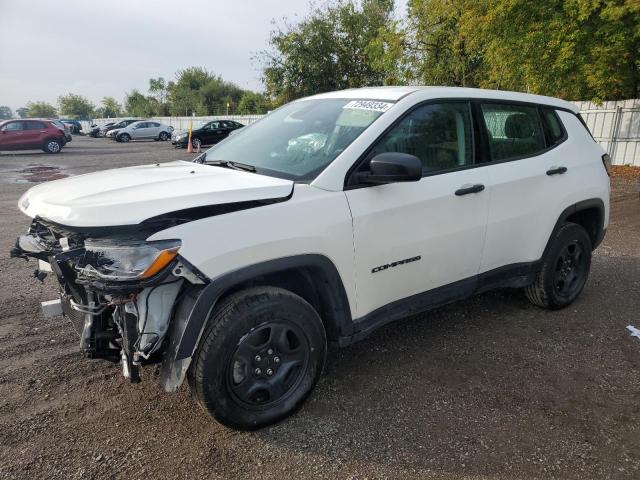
[61,119,83,134]
[0,119,67,153]
[171,120,243,149]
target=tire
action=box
[118,133,130,143]
[525,222,592,309]
[191,137,201,149]
[42,138,62,154]
[190,286,327,430]
[159,131,169,141]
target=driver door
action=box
[345,101,490,318]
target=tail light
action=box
[601,153,612,176]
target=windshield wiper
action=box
[207,160,256,172]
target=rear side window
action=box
[480,103,546,161]
[25,121,46,130]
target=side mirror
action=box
[357,152,422,185]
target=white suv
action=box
[12,87,610,430]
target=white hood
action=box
[19,161,293,227]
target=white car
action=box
[115,120,173,142]
[12,86,610,430]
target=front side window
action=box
[4,122,24,131]
[204,98,391,180]
[481,103,545,161]
[368,102,474,174]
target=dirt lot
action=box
[0,137,639,480]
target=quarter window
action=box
[542,108,564,145]
[369,102,474,174]
[480,103,546,161]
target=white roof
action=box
[307,86,579,112]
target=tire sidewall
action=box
[542,223,592,308]
[194,288,326,430]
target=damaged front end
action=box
[11,217,206,385]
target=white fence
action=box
[86,100,640,166]
[573,99,640,166]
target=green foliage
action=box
[0,106,12,119]
[259,0,639,102]
[149,77,170,115]
[167,67,245,115]
[58,93,95,119]
[124,90,158,117]
[237,91,273,114]
[16,107,29,118]
[260,0,396,103]
[96,97,123,118]
[26,101,57,118]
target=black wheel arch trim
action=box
[545,198,606,254]
[159,254,352,391]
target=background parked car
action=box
[116,121,173,142]
[0,119,66,153]
[49,120,72,143]
[60,120,82,134]
[104,119,139,138]
[171,120,243,149]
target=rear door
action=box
[23,120,48,146]
[345,101,490,318]
[478,102,573,272]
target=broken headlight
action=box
[81,239,181,281]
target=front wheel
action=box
[159,131,169,141]
[118,133,131,143]
[525,222,592,309]
[191,137,201,150]
[190,286,327,430]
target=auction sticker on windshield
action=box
[343,100,393,112]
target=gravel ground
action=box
[0,137,639,480]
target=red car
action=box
[0,119,67,153]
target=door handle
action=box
[455,184,485,196]
[546,166,567,176]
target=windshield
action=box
[203,98,393,181]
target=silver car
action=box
[115,121,173,143]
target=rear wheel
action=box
[525,222,592,309]
[190,286,327,430]
[42,138,62,153]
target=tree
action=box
[96,97,123,118]
[58,93,95,119]
[0,106,12,119]
[259,0,396,103]
[149,77,170,115]
[167,67,245,115]
[237,91,272,114]
[16,107,29,118]
[124,90,157,117]
[26,101,57,118]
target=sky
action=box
[0,0,322,112]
